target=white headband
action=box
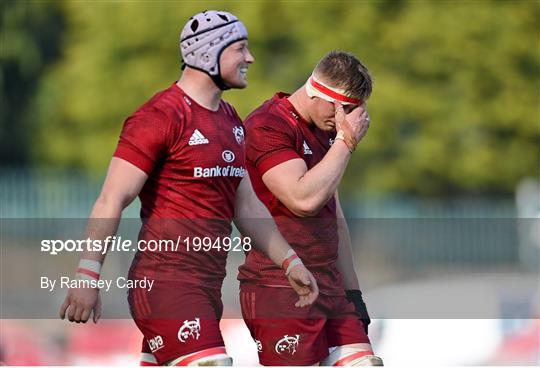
[305,74,362,105]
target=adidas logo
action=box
[303,141,312,155]
[189,129,209,146]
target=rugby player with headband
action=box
[305,73,368,152]
[238,51,382,365]
[59,10,318,366]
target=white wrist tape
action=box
[282,249,303,276]
[76,259,102,281]
[335,130,355,153]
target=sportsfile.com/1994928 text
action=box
[40,235,252,255]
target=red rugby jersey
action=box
[238,93,344,296]
[114,82,246,288]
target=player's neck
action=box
[288,88,314,125]
[177,69,222,111]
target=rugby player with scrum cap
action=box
[59,10,318,366]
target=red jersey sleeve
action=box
[246,115,301,175]
[113,108,175,174]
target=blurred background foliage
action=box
[2,5,539,366]
[1,0,539,197]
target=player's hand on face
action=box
[287,264,319,308]
[334,101,370,147]
[59,287,102,324]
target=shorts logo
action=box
[275,334,300,355]
[255,339,262,353]
[189,129,209,146]
[222,150,235,163]
[177,318,201,342]
[147,335,164,353]
[233,126,245,145]
[303,141,313,155]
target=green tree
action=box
[23,0,540,196]
[0,0,64,165]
